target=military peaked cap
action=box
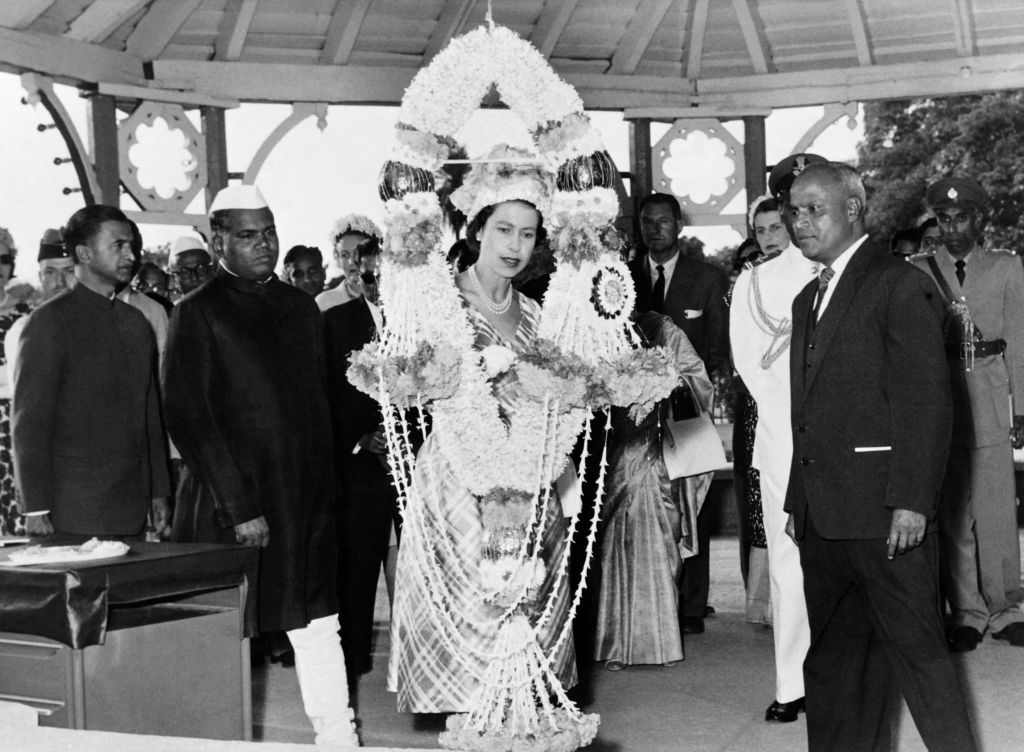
[925,177,989,211]
[768,153,828,198]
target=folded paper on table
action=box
[662,413,728,480]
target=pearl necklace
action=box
[469,265,513,315]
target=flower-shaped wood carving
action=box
[119,101,206,213]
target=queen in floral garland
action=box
[347,20,683,752]
[386,145,578,713]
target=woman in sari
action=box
[594,312,715,669]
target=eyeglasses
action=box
[173,263,213,279]
[360,271,378,284]
[920,237,942,250]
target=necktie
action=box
[651,264,665,313]
[812,266,835,324]
[955,259,966,286]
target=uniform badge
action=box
[948,187,958,199]
[794,155,808,174]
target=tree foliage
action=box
[857,91,1024,250]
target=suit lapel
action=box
[802,242,878,397]
[665,254,688,298]
[790,281,815,406]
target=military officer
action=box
[909,176,1024,651]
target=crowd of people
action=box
[0,147,1020,752]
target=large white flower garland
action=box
[347,21,681,752]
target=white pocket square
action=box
[683,309,703,319]
[854,446,892,453]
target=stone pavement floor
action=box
[253,535,1024,751]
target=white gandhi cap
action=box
[171,235,207,258]
[209,184,269,214]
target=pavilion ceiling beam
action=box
[696,52,1024,108]
[64,0,148,44]
[423,0,477,61]
[125,0,203,60]
[530,0,580,58]
[609,0,675,74]
[950,0,976,57]
[842,0,873,66]
[151,59,693,108]
[215,0,260,62]
[685,0,710,79]
[0,1,56,29]
[321,0,372,65]
[0,25,145,85]
[730,0,770,73]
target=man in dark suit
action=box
[785,163,975,751]
[630,192,729,635]
[13,205,170,539]
[324,236,399,696]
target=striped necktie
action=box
[812,266,835,323]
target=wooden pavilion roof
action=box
[1,0,1023,111]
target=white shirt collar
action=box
[817,233,868,319]
[647,250,680,288]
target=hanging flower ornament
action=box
[346,18,681,752]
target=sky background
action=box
[0,71,862,283]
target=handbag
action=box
[662,412,728,480]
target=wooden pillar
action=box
[628,117,653,237]
[742,115,767,226]
[202,106,230,208]
[87,93,119,206]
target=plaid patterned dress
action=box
[387,293,577,712]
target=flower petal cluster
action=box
[440,708,600,752]
[449,145,555,226]
[516,338,679,414]
[382,192,444,267]
[480,345,516,379]
[329,213,381,243]
[535,113,606,170]
[347,340,463,408]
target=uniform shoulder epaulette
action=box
[743,249,781,271]
[988,247,1017,256]
[906,250,935,262]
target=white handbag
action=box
[662,413,728,480]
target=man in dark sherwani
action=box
[162,185,358,747]
[13,205,169,539]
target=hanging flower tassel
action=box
[438,615,599,752]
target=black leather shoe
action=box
[765,697,805,723]
[682,617,705,634]
[948,626,983,653]
[992,622,1024,647]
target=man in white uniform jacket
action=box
[730,192,816,722]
